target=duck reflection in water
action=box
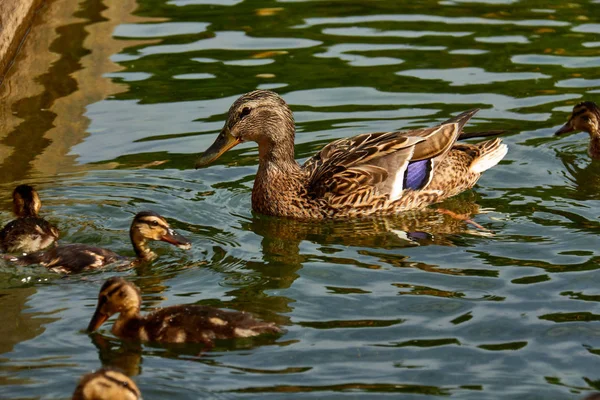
[555,151,600,201]
[248,193,494,253]
[89,334,143,378]
[224,196,495,325]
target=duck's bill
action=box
[555,122,575,136]
[87,309,109,332]
[161,228,192,250]
[195,128,240,168]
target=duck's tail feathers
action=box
[442,109,480,128]
[470,138,508,174]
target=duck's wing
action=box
[143,305,282,345]
[15,244,121,273]
[0,217,59,253]
[303,109,479,201]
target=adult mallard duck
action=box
[87,277,282,347]
[72,368,140,400]
[195,90,508,219]
[13,211,191,273]
[555,101,600,159]
[0,185,59,253]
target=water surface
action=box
[1,0,600,399]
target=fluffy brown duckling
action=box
[87,277,282,347]
[556,101,600,159]
[72,368,141,400]
[0,185,59,253]
[14,211,191,273]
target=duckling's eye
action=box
[99,294,108,305]
[239,107,252,120]
[151,220,159,227]
[582,116,591,122]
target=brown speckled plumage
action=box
[87,277,282,347]
[14,211,191,273]
[72,368,140,400]
[427,137,505,198]
[555,101,600,159]
[0,185,59,253]
[196,90,507,219]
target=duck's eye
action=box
[582,116,591,122]
[239,107,252,120]
[150,220,159,227]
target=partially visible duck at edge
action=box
[13,211,191,274]
[87,277,282,347]
[72,368,141,400]
[0,184,59,253]
[195,90,508,220]
[555,101,600,159]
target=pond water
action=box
[1,0,600,398]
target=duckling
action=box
[72,368,140,400]
[555,101,600,159]
[0,185,59,253]
[14,211,191,273]
[87,277,282,347]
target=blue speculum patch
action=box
[404,159,432,190]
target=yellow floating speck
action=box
[252,50,288,59]
[256,7,284,16]
[256,73,275,78]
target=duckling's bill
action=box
[87,309,109,332]
[161,228,192,250]
[195,128,241,168]
[555,120,575,135]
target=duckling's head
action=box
[556,101,600,137]
[195,90,295,167]
[130,211,191,257]
[72,368,140,400]
[87,277,142,332]
[12,185,42,217]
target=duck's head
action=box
[556,101,600,137]
[195,90,295,167]
[72,368,141,400]
[130,211,191,253]
[87,277,141,332]
[12,185,42,217]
